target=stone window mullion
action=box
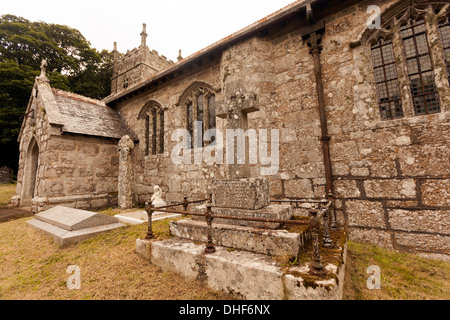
[145,114,150,156]
[159,109,165,154]
[192,94,199,149]
[203,93,211,147]
[204,93,210,131]
[429,11,450,111]
[392,24,415,118]
[151,108,157,155]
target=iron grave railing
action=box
[143,194,337,277]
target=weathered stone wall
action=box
[318,0,450,257]
[114,56,225,205]
[35,134,119,211]
[114,0,449,258]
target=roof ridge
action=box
[51,88,107,107]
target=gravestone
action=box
[212,178,269,210]
[216,86,259,179]
[27,206,124,247]
[191,85,293,228]
[0,167,13,184]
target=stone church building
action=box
[13,0,449,259]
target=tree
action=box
[0,14,113,174]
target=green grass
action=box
[343,241,450,300]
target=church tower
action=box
[110,24,174,95]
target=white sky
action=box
[1,0,297,61]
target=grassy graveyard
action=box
[0,183,449,300]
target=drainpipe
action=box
[301,4,334,200]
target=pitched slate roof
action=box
[51,89,132,140]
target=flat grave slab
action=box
[35,206,119,231]
[27,206,125,247]
[193,204,293,229]
[114,211,182,225]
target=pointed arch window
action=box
[182,84,216,149]
[139,102,165,156]
[359,3,449,121]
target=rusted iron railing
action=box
[144,195,336,277]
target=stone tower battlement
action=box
[111,23,174,95]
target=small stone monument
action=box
[118,135,134,209]
[195,83,292,228]
[151,185,167,210]
[115,186,178,225]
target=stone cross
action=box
[39,59,48,79]
[216,88,259,179]
[118,135,134,209]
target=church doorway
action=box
[21,138,39,206]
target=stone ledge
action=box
[193,204,293,229]
[170,218,309,257]
[136,238,347,300]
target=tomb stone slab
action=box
[170,218,308,256]
[35,205,119,231]
[193,204,293,229]
[28,218,124,247]
[27,206,125,247]
[212,178,270,210]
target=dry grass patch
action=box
[343,241,450,300]
[0,215,234,300]
[0,183,16,206]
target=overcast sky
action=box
[2,0,297,61]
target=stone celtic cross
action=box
[216,88,259,179]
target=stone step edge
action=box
[192,204,294,229]
[27,218,125,247]
[136,237,347,300]
[170,218,309,257]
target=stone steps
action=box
[136,237,347,300]
[170,218,309,257]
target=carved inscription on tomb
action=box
[212,178,270,210]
